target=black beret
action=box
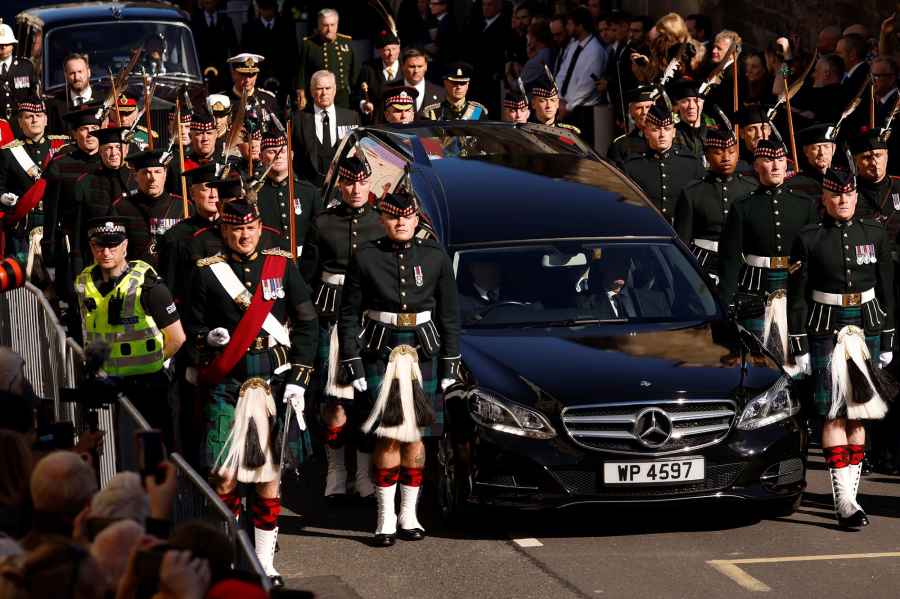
[703,127,737,149]
[378,192,417,217]
[798,124,833,147]
[526,75,558,98]
[375,29,400,48]
[206,177,245,200]
[736,104,769,126]
[184,163,218,186]
[753,138,786,160]
[124,149,168,169]
[503,91,528,111]
[822,167,856,194]
[89,127,130,145]
[219,197,260,225]
[623,85,655,104]
[63,105,102,129]
[848,129,889,155]
[338,155,371,182]
[667,78,700,101]
[644,103,674,128]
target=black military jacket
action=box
[423,99,488,121]
[674,122,707,158]
[158,214,217,304]
[72,165,134,261]
[787,217,894,353]
[43,147,101,260]
[113,191,190,268]
[675,172,759,243]
[338,236,461,367]
[186,222,286,265]
[719,184,819,305]
[622,147,706,221]
[256,175,320,251]
[606,129,647,167]
[0,58,35,119]
[787,169,824,202]
[0,136,50,198]
[856,175,900,251]
[298,32,358,108]
[189,248,319,386]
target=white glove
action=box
[440,378,456,391]
[793,353,811,377]
[0,192,18,207]
[206,327,230,347]
[352,378,368,392]
[284,384,306,431]
[880,351,893,369]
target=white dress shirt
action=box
[314,104,338,146]
[383,60,399,81]
[0,57,12,75]
[555,35,607,109]
[69,85,93,107]
[406,79,426,111]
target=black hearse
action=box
[324,122,806,519]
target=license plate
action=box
[603,458,705,484]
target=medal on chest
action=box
[14,76,28,89]
[892,193,900,211]
[856,244,876,265]
[149,217,179,235]
[294,197,302,216]
[262,277,285,300]
[414,265,424,287]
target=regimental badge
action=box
[262,277,285,300]
[294,197,302,216]
[414,265,424,287]
[893,193,900,211]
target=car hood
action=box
[460,320,780,410]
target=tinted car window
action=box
[390,123,593,159]
[44,21,201,88]
[455,242,719,326]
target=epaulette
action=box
[557,122,581,135]
[47,135,70,141]
[612,133,626,143]
[337,33,353,41]
[192,226,212,238]
[468,100,486,109]
[421,102,441,114]
[196,254,226,267]
[1,139,23,149]
[414,237,442,249]
[257,88,275,98]
[262,248,293,258]
[860,218,885,229]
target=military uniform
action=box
[606,129,648,168]
[787,168,894,529]
[0,57,35,121]
[789,124,835,202]
[423,62,486,121]
[298,33,359,109]
[719,140,819,363]
[674,121,708,158]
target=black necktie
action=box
[321,110,332,148]
[1,62,7,77]
[561,42,585,97]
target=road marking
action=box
[512,537,543,548]
[708,552,900,593]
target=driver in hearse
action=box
[459,259,504,322]
[578,248,668,318]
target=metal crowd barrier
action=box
[0,282,268,590]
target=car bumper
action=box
[461,417,807,510]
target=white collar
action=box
[316,104,336,117]
[0,57,12,68]
[383,60,399,72]
[846,61,865,78]
[406,79,425,91]
[484,14,501,29]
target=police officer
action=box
[301,155,383,502]
[501,91,530,124]
[606,85,654,168]
[670,79,707,158]
[338,191,460,547]
[789,124,836,201]
[622,103,705,222]
[787,167,894,529]
[422,63,487,121]
[381,86,418,125]
[298,8,358,110]
[0,24,35,122]
[114,149,188,268]
[719,139,819,364]
[224,53,279,118]
[255,130,320,254]
[74,217,186,438]
[674,128,758,282]
[526,75,581,135]
[188,198,318,586]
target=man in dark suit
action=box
[400,48,444,119]
[191,0,239,92]
[292,70,359,186]
[836,33,871,141]
[463,0,511,116]
[425,0,458,84]
[240,0,299,102]
[356,29,403,123]
[46,53,96,135]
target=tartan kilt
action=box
[204,351,313,472]
[362,329,442,438]
[739,269,788,339]
[809,305,881,418]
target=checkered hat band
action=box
[338,166,367,181]
[88,222,126,237]
[17,102,44,113]
[754,146,785,160]
[379,202,416,217]
[503,99,528,110]
[387,94,415,106]
[191,121,216,132]
[260,135,285,149]
[645,112,673,127]
[823,179,855,193]
[704,135,737,149]
[168,113,192,123]
[530,87,556,98]
[220,210,259,225]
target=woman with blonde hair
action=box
[632,13,697,83]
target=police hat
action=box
[219,197,260,225]
[822,167,856,194]
[63,105,102,129]
[378,192,417,217]
[87,217,128,247]
[382,85,418,110]
[502,91,528,111]
[184,163,218,186]
[125,149,169,170]
[375,29,400,48]
[736,104,769,126]
[798,124,834,147]
[444,62,473,83]
[753,138,786,160]
[526,75,558,99]
[90,127,130,146]
[337,155,371,182]
[206,177,245,201]
[848,129,889,155]
[667,78,700,102]
[623,85,655,104]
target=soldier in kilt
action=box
[788,167,896,529]
[338,192,460,547]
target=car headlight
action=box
[469,389,556,439]
[736,377,799,431]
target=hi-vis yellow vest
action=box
[75,261,165,377]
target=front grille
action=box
[561,400,737,456]
[553,462,745,497]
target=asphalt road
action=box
[276,449,900,599]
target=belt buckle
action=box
[770,256,789,269]
[843,293,861,306]
[396,312,416,327]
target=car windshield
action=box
[454,242,720,327]
[388,123,594,159]
[44,21,201,89]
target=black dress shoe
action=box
[373,533,396,547]
[398,527,426,541]
[861,458,874,476]
[856,510,870,527]
[270,575,284,588]
[837,511,866,529]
